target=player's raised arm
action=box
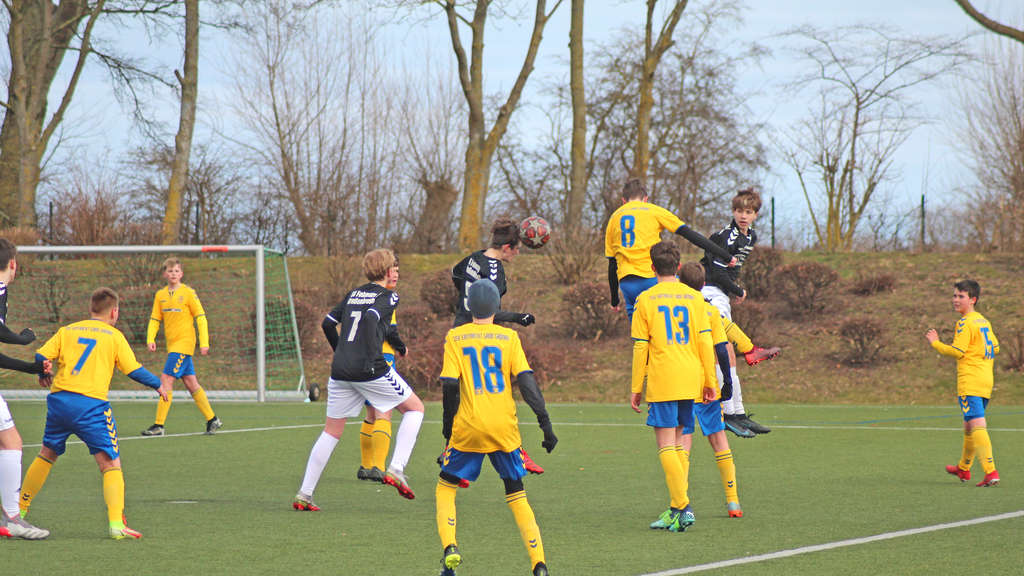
[676,224,734,265]
[0,322,35,345]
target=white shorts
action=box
[325,368,414,419]
[701,285,732,320]
[0,393,14,432]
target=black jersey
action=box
[700,220,757,297]
[451,250,508,327]
[324,282,398,382]
[0,280,9,325]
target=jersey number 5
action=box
[980,327,995,360]
[462,346,505,394]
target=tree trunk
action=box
[566,0,586,230]
[0,0,95,227]
[411,176,460,252]
[446,0,561,251]
[632,0,687,181]
[162,0,199,245]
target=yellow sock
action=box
[725,320,753,354]
[103,467,126,525]
[359,420,374,469]
[436,479,459,548]
[658,446,688,510]
[154,395,172,426]
[191,387,216,421]
[372,420,392,470]
[506,490,544,570]
[959,430,975,471]
[972,427,995,474]
[19,455,54,516]
[715,449,739,504]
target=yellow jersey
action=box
[37,319,144,401]
[147,283,209,355]
[631,280,716,402]
[382,310,397,357]
[605,200,685,280]
[932,311,1000,398]
[441,322,532,453]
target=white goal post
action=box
[11,244,305,402]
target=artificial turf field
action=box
[3,401,1023,575]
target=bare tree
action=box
[954,0,1024,44]
[953,40,1024,251]
[0,0,106,227]
[425,0,564,250]
[161,0,198,244]
[399,58,465,253]
[633,0,688,182]
[566,0,585,230]
[225,1,408,255]
[778,25,970,251]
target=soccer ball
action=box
[519,216,551,249]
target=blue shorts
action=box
[683,400,726,436]
[647,399,695,429]
[620,275,658,320]
[163,353,196,378]
[43,391,120,460]
[440,446,526,482]
[959,395,989,421]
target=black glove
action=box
[540,422,558,453]
[517,313,536,327]
[720,381,733,401]
[436,446,445,467]
[18,328,35,344]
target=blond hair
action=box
[91,287,120,315]
[362,249,397,282]
[162,256,182,273]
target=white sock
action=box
[0,449,22,518]
[299,432,339,497]
[388,410,424,473]
[728,368,744,415]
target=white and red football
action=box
[519,216,551,249]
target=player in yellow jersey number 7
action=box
[21,288,170,539]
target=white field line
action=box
[637,510,1024,576]
[19,416,1024,448]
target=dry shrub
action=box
[562,280,623,340]
[107,254,165,289]
[850,272,897,296]
[291,286,335,356]
[543,226,601,285]
[1003,326,1024,372]
[772,261,839,316]
[838,316,886,365]
[521,332,566,388]
[741,247,783,299]
[729,300,766,341]
[392,301,446,396]
[0,226,40,271]
[326,254,364,302]
[420,268,459,317]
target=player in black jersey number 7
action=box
[293,249,425,510]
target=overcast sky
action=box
[51,0,1022,246]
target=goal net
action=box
[1,245,304,401]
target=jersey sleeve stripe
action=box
[632,337,649,343]
[368,309,381,320]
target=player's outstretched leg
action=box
[521,447,544,475]
[383,395,424,500]
[744,346,781,366]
